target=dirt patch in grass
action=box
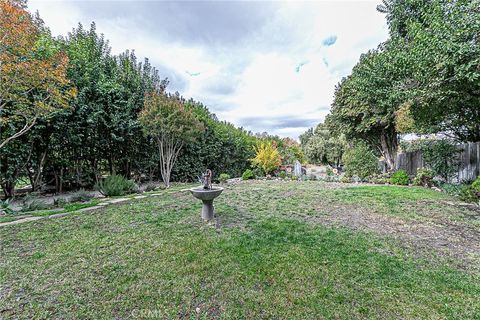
[309,203,480,272]
[217,181,480,272]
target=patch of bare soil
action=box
[308,203,480,272]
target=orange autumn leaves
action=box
[0,0,76,148]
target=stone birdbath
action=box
[190,170,223,221]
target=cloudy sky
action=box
[29,0,388,139]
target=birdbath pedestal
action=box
[189,187,224,221]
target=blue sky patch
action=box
[322,35,337,46]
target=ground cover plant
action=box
[1,181,479,319]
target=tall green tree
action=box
[326,47,407,171]
[139,93,204,187]
[301,123,346,167]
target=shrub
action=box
[413,169,434,187]
[251,141,282,175]
[472,176,480,193]
[343,143,379,179]
[54,198,67,207]
[459,185,479,203]
[95,175,137,197]
[0,199,14,215]
[22,198,50,212]
[278,171,287,179]
[70,189,94,202]
[390,170,410,185]
[242,169,255,180]
[424,141,460,182]
[405,139,461,182]
[142,182,158,192]
[340,175,351,183]
[325,175,339,182]
[219,173,230,183]
[252,167,264,178]
[369,173,391,184]
[438,183,462,196]
[326,167,334,176]
[291,175,299,181]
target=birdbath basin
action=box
[190,186,224,221]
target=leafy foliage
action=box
[95,174,137,197]
[413,168,434,187]
[172,101,258,182]
[343,143,379,179]
[242,169,255,180]
[459,185,479,203]
[251,141,282,175]
[390,170,410,186]
[218,173,230,183]
[422,140,460,182]
[0,198,14,215]
[472,177,480,193]
[301,123,346,167]
[0,1,76,150]
[70,189,94,202]
[277,138,305,165]
[139,92,204,187]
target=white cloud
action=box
[29,0,388,139]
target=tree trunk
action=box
[379,128,398,172]
[29,150,47,192]
[2,181,15,199]
[157,136,183,188]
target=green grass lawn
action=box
[1,181,479,319]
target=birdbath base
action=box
[201,200,215,220]
[189,186,224,222]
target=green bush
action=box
[402,139,460,182]
[459,185,479,203]
[413,169,434,187]
[343,143,379,179]
[242,169,255,180]
[219,173,231,183]
[369,173,391,184]
[70,189,94,202]
[0,199,14,215]
[326,167,334,176]
[340,175,351,183]
[438,183,462,197]
[472,176,480,193]
[22,193,50,212]
[390,170,410,185]
[96,175,137,197]
[142,182,158,192]
[278,171,287,179]
[291,175,299,181]
[252,167,264,179]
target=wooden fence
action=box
[384,142,480,182]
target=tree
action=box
[251,140,282,175]
[342,142,379,179]
[326,47,407,171]
[0,0,75,149]
[377,0,480,142]
[139,93,204,187]
[302,123,346,167]
[405,0,480,142]
[173,99,258,181]
[278,137,305,165]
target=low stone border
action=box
[0,186,200,228]
[1,196,139,228]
